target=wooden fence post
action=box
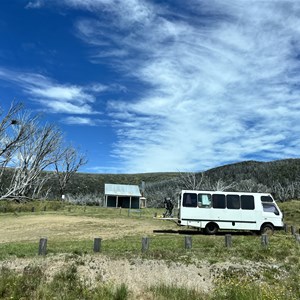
[38,238,47,256]
[284,224,288,233]
[225,234,232,248]
[295,234,300,244]
[94,238,102,253]
[185,236,192,249]
[261,234,269,247]
[31,207,35,213]
[142,237,149,252]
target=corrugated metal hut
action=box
[104,183,141,209]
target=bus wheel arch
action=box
[260,223,274,235]
[204,222,219,235]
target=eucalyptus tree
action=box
[2,121,62,200]
[54,145,87,198]
[0,102,87,201]
[176,171,204,190]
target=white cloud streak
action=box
[0,67,101,116]
[62,116,102,126]
[28,0,300,172]
[25,0,44,9]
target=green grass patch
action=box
[213,274,300,300]
[1,232,299,268]
[0,242,38,259]
[149,283,209,300]
[278,200,300,227]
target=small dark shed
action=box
[104,184,141,209]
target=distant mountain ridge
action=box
[53,158,300,196]
[204,159,300,187]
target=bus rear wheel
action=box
[260,224,274,235]
[205,223,218,235]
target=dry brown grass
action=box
[0,213,176,243]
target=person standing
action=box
[163,197,174,217]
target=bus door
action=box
[181,192,202,227]
[225,194,242,227]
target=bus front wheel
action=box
[260,224,274,235]
[205,223,218,235]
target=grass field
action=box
[0,200,300,299]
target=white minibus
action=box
[177,190,284,234]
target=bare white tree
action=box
[0,102,89,201]
[210,178,236,192]
[233,179,269,193]
[177,171,204,190]
[1,121,62,200]
[54,145,87,198]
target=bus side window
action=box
[262,203,279,215]
[227,194,240,209]
[261,196,273,202]
[198,194,211,208]
[183,193,197,207]
[241,195,255,210]
[212,194,226,209]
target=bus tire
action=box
[260,223,274,235]
[205,222,218,235]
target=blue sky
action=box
[1,0,300,174]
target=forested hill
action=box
[63,158,300,202]
[204,159,300,187]
[2,158,300,202]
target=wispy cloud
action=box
[25,0,44,9]
[0,67,100,115]
[30,86,93,103]
[62,116,102,126]
[27,0,300,172]
[65,0,155,24]
[40,101,96,115]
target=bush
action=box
[0,265,44,299]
